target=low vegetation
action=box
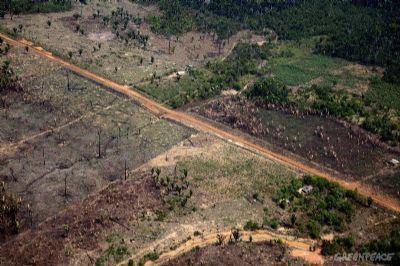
[0,182,29,241]
[0,60,22,95]
[321,236,355,255]
[139,43,269,108]
[95,234,130,266]
[153,168,194,211]
[321,228,400,265]
[361,229,400,265]
[247,76,400,145]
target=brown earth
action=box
[161,241,306,266]
[2,33,399,214]
[192,95,400,198]
[0,174,163,265]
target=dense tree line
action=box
[135,0,399,78]
[0,0,71,17]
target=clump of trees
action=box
[0,60,22,95]
[0,182,30,241]
[100,7,148,48]
[246,77,289,106]
[274,175,372,239]
[321,236,355,255]
[152,167,193,210]
[243,220,260,231]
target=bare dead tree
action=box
[97,130,102,158]
[66,70,70,91]
[9,167,17,182]
[64,174,67,198]
[124,159,128,180]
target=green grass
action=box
[270,64,319,86]
[269,41,363,88]
[365,79,400,112]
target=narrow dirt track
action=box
[118,230,323,265]
[2,33,399,213]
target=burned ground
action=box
[0,1,400,265]
[191,95,400,200]
[0,174,163,265]
[0,46,193,232]
[162,241,303,266]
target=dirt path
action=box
[2,33,400,214]
[117,230,323,265]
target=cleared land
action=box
[0,45,193,227]
[0,0,253,87]
[1,132,397,265]
[1,1,400,265]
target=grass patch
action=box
[365,78,400,112]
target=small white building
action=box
[298,185,313,194]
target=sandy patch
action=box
[221,89,239,96]
[88,31,115,42]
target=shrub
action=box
[142,251,158,262]
[0,61,22,94]
[193,231,202,237]
[361,229,400,265]
[231,228,241,242]
[322,236,355,256]
[246,77,290,105]
[306,220,321,239]
[243,220,260,231]
[269,218,280,230]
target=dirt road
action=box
[118,230,323,266]
[2,33,399,213]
